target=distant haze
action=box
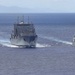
[0,5,33,13]
[0,0,75,13]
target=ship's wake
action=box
[0,39,18,48]
[0,35,73,48]
[39,35,73,45]
[36,43,51,48]
[0,39,51,48]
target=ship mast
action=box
[17,16,19,24]
[28,16,29,24]
[21,15,24,23]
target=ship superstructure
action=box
[10,17,37,48]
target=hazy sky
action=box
[0,0,75,13]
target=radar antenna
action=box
[28,16,29,24]
[17,16,19,24]
[21,15,24,23]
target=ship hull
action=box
[10,36,37,48]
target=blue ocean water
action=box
[0,13,75,47]
[0,13,75,75]
[0,13,75,25]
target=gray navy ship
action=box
[10,17,37,48]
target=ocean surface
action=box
[0,13,75,75]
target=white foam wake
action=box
[36,43,51,48]
[0,39,18,48]
[39,35,72,45]
[0,39,50,48]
